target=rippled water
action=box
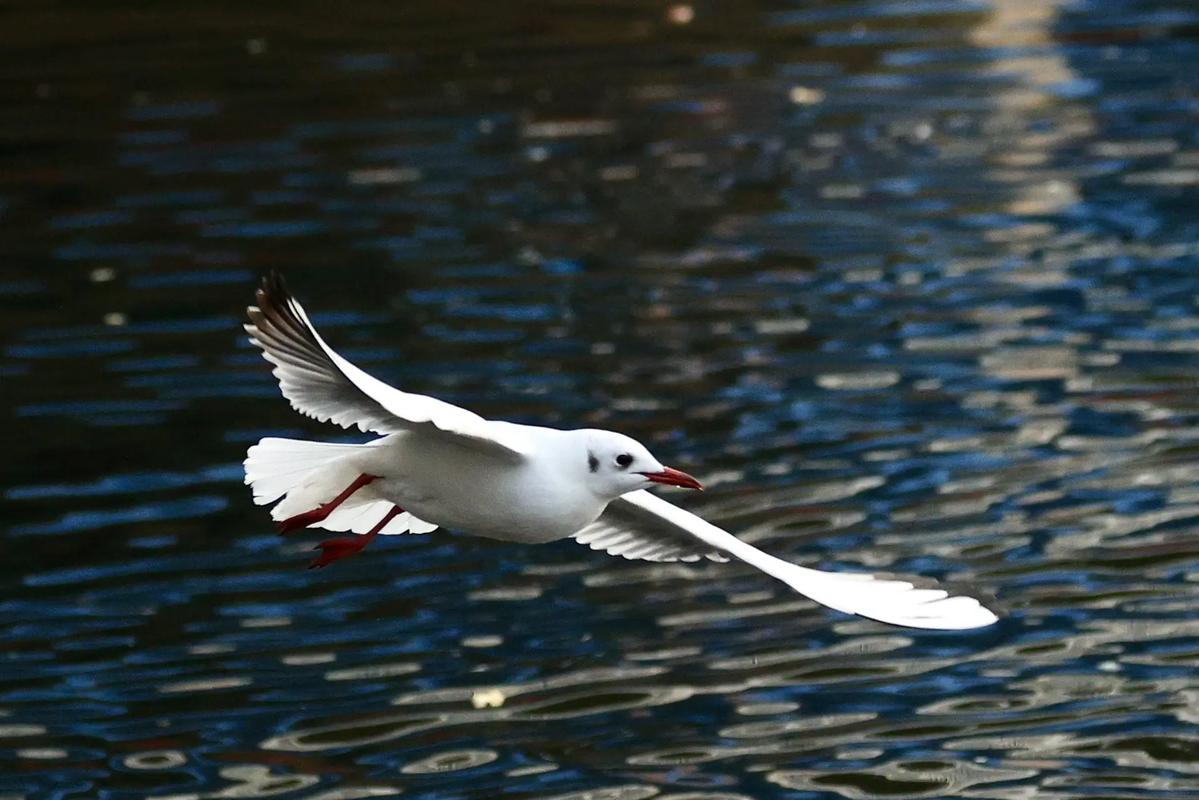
[3,1,1198,797]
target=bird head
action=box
[576,429,703,499]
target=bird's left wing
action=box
[574,490,998,631]
[245,273,530,462]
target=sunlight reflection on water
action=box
[1,0,1198,797]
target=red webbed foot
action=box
[277,507,325,535]
[305,506,401,569]
[308,537,369,569]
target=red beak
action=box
[639,466,703,490]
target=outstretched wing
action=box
[574,490,999,631]
[245,273,530,462]
[573,494,730,563]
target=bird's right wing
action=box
[573,493,731,564]
[574,490,999,631]
[245,273,530,462]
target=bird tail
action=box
[243,437,437,536]
[244,437,368,507]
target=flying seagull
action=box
[243,274,998,630]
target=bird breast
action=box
[360,431,604,544]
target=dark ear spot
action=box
[588,451,599,473]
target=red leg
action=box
[277,473,379,534]
[309,506,402,569]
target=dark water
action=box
[3,0,1199,797]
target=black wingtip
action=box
[252,271,295,320]
[248,271,322,348]
[258,270,290,302]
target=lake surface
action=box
[2,1,1198,797]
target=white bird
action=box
[243,274,998,630]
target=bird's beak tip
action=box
[640,466,703,491]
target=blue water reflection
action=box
[2,0,1199,797]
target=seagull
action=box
[243,274,998,630]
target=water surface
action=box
[2,1,1198,798]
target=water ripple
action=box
[2,0,1198,797]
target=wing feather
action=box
[573,497,729,563]
[575,490,998,630]
[245,273,529,461]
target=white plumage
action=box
[243,274,998,630]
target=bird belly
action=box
[361,433,601,544]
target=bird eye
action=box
[615,453,633,469]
